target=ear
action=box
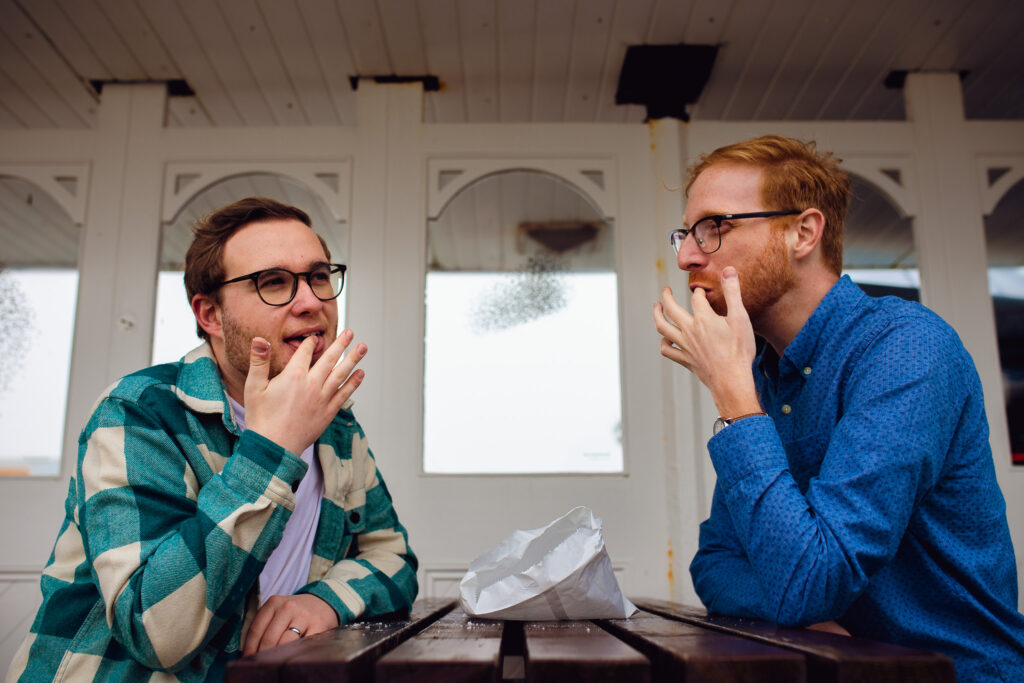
[192,294,223,340]
[790,208,826,261]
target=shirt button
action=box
[803,366,812,376]
[350,511,361,524]
[781,404,792,415]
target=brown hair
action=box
[184,196,329,340]
[685,135,850,275]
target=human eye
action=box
[308,265,332,285]
[257,269,291,291]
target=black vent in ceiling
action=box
[615,43,718,122]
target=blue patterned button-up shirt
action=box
[691,275,1024,682]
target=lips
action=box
[284,329,326,356]
[689,283,714,297]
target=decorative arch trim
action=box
[976,156,1024,215]
[839,157,917,218]
[162,161,352,224]
[427,158,617,221]
[0,163,90,225]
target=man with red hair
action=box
[654,134,1024,681]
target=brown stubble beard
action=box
[221,308,280,381]
[696,227,796,323]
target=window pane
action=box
[0,176,80,477]
[424,271,622,473]
[985,176,1024,465]
[842,174,920,301]
[0,269,77,476]
[423,170,622,474]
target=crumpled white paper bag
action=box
[458,506,637,620]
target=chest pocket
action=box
[782,428,831,492]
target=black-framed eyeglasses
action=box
[218,263,347,306]
[669,210,801,255]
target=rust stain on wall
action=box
[667,541,675,590]
[655,258,664,273]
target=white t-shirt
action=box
[227,396,324,604]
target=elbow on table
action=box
[110,604,217,673]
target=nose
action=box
[289,275,325,313]
[676,232,709,272]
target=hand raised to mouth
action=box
[243,329,366,456]
[653,267,760,420]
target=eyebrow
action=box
[682,211,727,228]
[251,260,331,273]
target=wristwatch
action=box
[713,412,767,435]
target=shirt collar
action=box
[757,275,865,378]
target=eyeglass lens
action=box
[255,265,343,305]
[672,219,717,255]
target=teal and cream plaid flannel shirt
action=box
[7,344,418,682]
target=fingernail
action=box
[252,338,270,355]
[723,267,737,279]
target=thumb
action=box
[245,337,271,395]
[721,267,748,321]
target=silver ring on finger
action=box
[288,626,303,636]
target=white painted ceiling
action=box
[1,0,1022,271]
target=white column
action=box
[63,83,167,480]
[905,72,1022,605]
[648,118,704,603]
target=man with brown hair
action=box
[653,135,1024,681]
[8,197,418,682]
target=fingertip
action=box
[251,337,270,356]
[722,266,738,280]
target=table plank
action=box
[599,609,805,682]
[523,620,650,683]
[634,599,956,683]
[226,598,455,683]
[375,607,504,683]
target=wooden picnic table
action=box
[226,597,955,682]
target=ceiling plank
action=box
[95,0,181,81]
[682,0,734,44]
[0,99,21,128]
[166,96,213,128]
[136,0,245,125]
[531,0,574,121]
[0,5,92,128]
[749,0,843,119]
[419,0,464,123]
[458,0,499,121]
[295,0,358,125]
[496,0,536,122]
[729,0,825,120]
[172,0,277,125]
[336,0,394,74]
[378,0,428,75]
[23,0,110,79]
[692,0,775,120]
[563,0,616,122]
[219,0,308,126]
[0,66,53,128]
[593,0,653,123]
[55,0,145,80]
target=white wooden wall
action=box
[0,73,1021,674]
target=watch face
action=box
[713,417,727,435]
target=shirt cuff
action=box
[708,415,788,490]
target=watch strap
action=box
[713,411,767,434]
